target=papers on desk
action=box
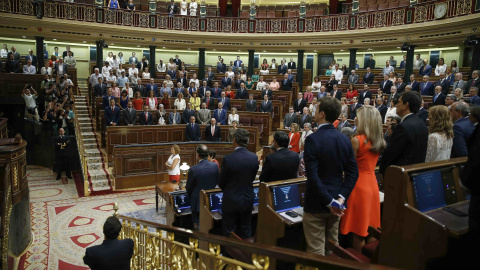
[279,211,303,223]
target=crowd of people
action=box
[108,0,199,16]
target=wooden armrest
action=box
[367,226,382,239]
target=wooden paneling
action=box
[106,125,261,162]
[113,142,235,189]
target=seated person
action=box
[83,216,133,270]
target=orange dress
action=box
[340,134,381,237]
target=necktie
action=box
[304,132,307,138]
[472,79,476,86]
[303,115,306,121]
[222,98,225,104]
[211,126,214,135]
[145,113,148,122]
[191,124,193,129]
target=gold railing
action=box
[72,96,90,196]
[1,163,12,270]
[117,213,381,270]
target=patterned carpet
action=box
[19,166,165,270]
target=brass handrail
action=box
[72,95,90,196]
[117,214,384,270]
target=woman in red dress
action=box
[288,123,301,153]
[345,83,358,101]
[132,91,144,111]
[340,105,385,252]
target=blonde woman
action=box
[309,97,318,116]
[288,123,300,153]
[454,88,463,100]
[228,107,239,125]
[165,144,181,183]
[340,97,348,117]
[425,106,454,162]
[174,92,186,111]
[340,106,385,252]
[189,91,201,110]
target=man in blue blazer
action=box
[259,131,300,182]
[380,74,393,94]
[420,76,435,96]
[277,60,288,75]
[217,92,230,111]
[221,73,232,89]
[183,103,196,124]
[167,68,177,80]
[436,73,450,96]
[199,80,210,98]
[102,88,115,109]
[303,97,358,255]
[451,101,475,158]
[146,78,158,97]
[233,56,242,69]
[358,84,373,105]
[173,55,182,67]
[186,144,219,228]
[169,107,182,124]
[470,87,480,106]
[206,67,215,87]
[407,74,420,92]
[218,129,259,238]
[211,82,222,99]
[185,116,201,141]
[213,102,227,125]
[281,74,292,91]
[83,216,133,270]
[419,59,432,76]
[432,86,446,106]
[237,83,248,99]
[349,96,362,119]
[139,105,153,125]
[105,99,121,126]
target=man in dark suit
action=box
[105,99,121,126]
[129,52,138,64]
[173,55,182,67]
[199,81,210,98]
[283,58,294,69]
[262,85,273,100]
[237,83,248,99]
[386,86,400,107]
[432,86,446,106]
[396,77,406,93]
[203,91,215,110]
[54,57,68,76]
[234,75,244,89]
[218,128,259,238]
[217,92,230,112]
[206,67,215,87]
[183,102,196,124]
[364,55,376,69]
[246,94,257,112]
[407,74,420,92]
[211,82,222,99]
[417,100,429,123]
[380,74,393,94]
[277,60,287,75]
[436,73,450,96]
[466,70,480,93]
[216,58,226,74]
[380,92,429,175]
[358,84,373,105]
[7,46,20,61]
[450,101,475,158]
[135,79,147,97]
[420,75,435,96]
[61,46,74,58]
[419,59,432,76]
[5,54,19,73]
[350,96,362,119]
[25,49,37,68]
[293,93,307,114]
[205,118,221,141]
[260,131,300,182]
[138,105,153,125]
[281,74,292,91]
[167,67,176,80]
[146,78,158,97]
[213,102,227,125]
[303,97,358,255]
[299,107,313,129]
[186,116,201,141]
[168,0,178,14]
[221,73,232,89]
[336,113,351,131]
[283,107,298,129]
[325,74,338,92]
[470,87,480,106]
[103,89,115,109]
[363,67,374,85]
[54,128,72,180]
[331,84,342,100]
[123,101,137,126]
[375,97,388,122]
[186,144,219,228]
[94,77,107,97]
[260,95,273,113]
[83,216,134,270]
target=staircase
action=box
[74,79,113,195]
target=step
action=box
[78,117,91,121]
[83,137,98,144]
[84,143,98,149]
[88,169,109,180]
[81,132,97,139]
[87,162,104,170]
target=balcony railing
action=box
[0,0,477,33]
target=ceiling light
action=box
[52,38,57,41]
[137,45,140,47]
[238,50,241,52]
[162,46,165,49]
[21,36,26,39]
[83,41,86,43]
[313,50,317,52]
[428,44,435,47]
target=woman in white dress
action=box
[425,105,453,163]
[311,76,322,92]
[41,61,52,76]
[435,58,447,76]
[180,0,188,15]
[228,107,239,125]
[123,82,133,98]
[189,0,197,16]
[260,65,269,75]
[174,92,186,111]
[157,104,167,125]
[142,66,151,79]
[105,52,113,64]
[384,100,397,124]
[165,145,181,183]
[309,98,319,116]
[116,63,125,77]
[157,59,166,73]
[189,73,200,88]
[167,58,177,71]
[1,44,9,58]
[226,67,235,79]
[118,52,125,65]
[164,75,174,89]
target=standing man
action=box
[218,129,259,238]
[168,0,178,15]
[186,144,219,229]
[93,77,106,97]
[237,83,248,99]
[375,97,388,122]
[246,94,257,112]
[303,97,358,255]
[213,102,227,125]
[413,54,424,70]
[453,73,467,95]
[358,84,372,105]
[379,92,429,175]
[205,118,221,141]
[197,102,211,124]
[450,101,475,158]
[432,86,446,106]
[260,131,300,182]
[364,55,375,69]
[299,107,313,129]
[105,99,121,126]
[281,74,292,91]
[123,101,137,126]
[407,74,420,92]
[466,70,480,93]
[363,67,374,85]
[139,105,153,125]
[294,93,307,114]
[129,52,138,65]
[183,102,196,124]
[260,94,273,113]
[284,107,298,129]
[234,56,242,69]
[186,116,201,141]
[383,61,394,76]
[206,67,215,87]
[287,58,296,69]
[55,128,72,180]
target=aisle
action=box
[18,165,162,270]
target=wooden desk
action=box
[155,181,180,212]
[113,142,233,190]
